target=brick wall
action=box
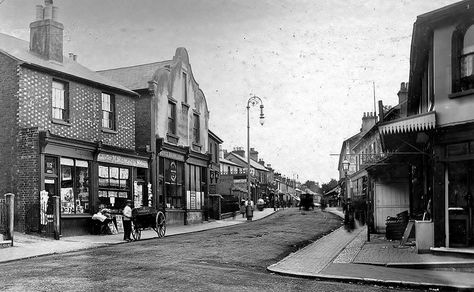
[16,128,40,232]
[0,54,19,196]
[18,67,136,150]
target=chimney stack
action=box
[232,147,245,158]
[29,0,64,63]
[361,111,377,132]
[250,148,259,162]
[398,82,408,118]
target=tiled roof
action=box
[97,60,172,90]
[0,33,136,96]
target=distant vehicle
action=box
[299,193,315,211]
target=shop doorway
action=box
[447,161,474,247]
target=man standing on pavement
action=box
[123,200,133,241]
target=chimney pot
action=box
[35,5,44,20]
[52,6,59,21]
[43,5,52,19]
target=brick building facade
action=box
[0,1,148,236]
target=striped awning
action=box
[379,111,436,135]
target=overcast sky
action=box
[0,0,460,184]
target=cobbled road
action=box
[0,208,414,291]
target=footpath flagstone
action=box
[268,226,364,275]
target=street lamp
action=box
[246,95,265,221]
[342,159,350,202]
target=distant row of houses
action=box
[0,0,305,237]
[327,0,474,250]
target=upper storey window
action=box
[168,101,176,135]
[182,72,188,103]
[52,80,69,122]
[193,113,200,144]
[101,92,116,130]
[452,23,474,93]
[461,26,474,87]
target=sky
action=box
[0,0,460,184]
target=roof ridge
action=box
[97,60,173,72]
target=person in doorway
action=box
[123,200,133,242]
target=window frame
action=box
[168,101,176,135]
[452,22,474,94]
[52,79,69,122]
[193,113,200,144]
[182,71,188,104]
[101,92,116,130]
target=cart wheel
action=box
[132,223,141,241]
[155,211,166,238]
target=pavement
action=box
[268,207,474,291]
[3,207,474,290]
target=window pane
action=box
[52,80,67,121]
[463,25,474,54]
[75,163,89,214]
[60,164,74,214]
[461,54,474,78]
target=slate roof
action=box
[219,157,241,167]
[97,60,172,90]
[0,33,136,96]
[226,152,269,172]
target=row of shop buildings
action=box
[329,0,474,249]
[0,0,302,237]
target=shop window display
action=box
[98,165,130,208]
[60,158,90,214]
[164,159,184,209]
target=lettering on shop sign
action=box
[234,179,247,184]
[160,150,185,162]
[98,153,148,168]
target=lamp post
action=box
[246,95,265,221]
[342,159,350,201]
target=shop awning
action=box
[378,111,436,135]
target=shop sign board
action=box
[98,153,148,168]
[160,150,185,162]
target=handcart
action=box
[131,206,166,240]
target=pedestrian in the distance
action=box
[123,199,133,242]
[240,200,246,218]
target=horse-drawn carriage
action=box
[131,206,166,240]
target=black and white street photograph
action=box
[1,0,474,291]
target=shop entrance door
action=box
[447,161,474,247]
